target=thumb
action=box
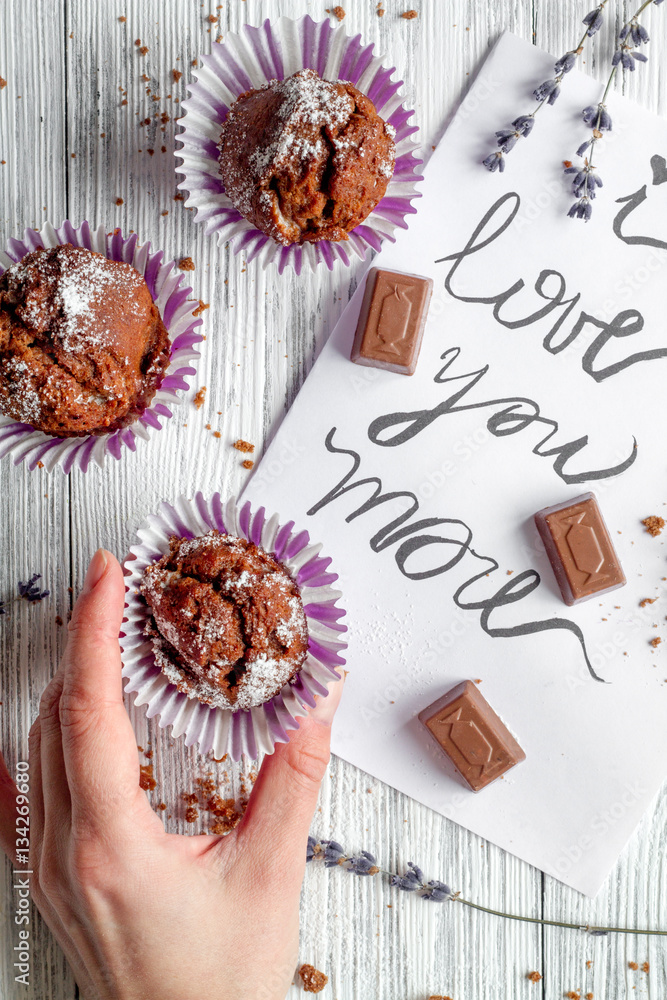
[237,678,345,870]
[59,550,145,828]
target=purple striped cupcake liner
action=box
[120,493,347,761]
[0,222,204,473]
[176,15,423,274]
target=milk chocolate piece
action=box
[351,267,433,375]
[534,492,625,606]
[418,680,525,792]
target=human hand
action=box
[0,549,344,1000]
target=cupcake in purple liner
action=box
[121,493,347,761]
[176,15,422,274]
[0,222,203,473]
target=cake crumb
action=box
[650,637,661,648]
[640,598,657,607]
[118,15,126,22]
[326,6,345,19]
[233,439,255,453]
[377,2,385,14]
[642,515,664,537]
[0,77,7,90]
[139,45,149,56]
[565,992,581,1000]
[193,387,207,409]
[642,962,649,973]
[139,764,156,791]
[299,964,328,993]
[178,256,196,271]
[193,299,209,317]
[55,615,63,627]
[185,806,199,822]
[115,197,124,205]
[401,9,419,18]
[585,961,593,969]
[527,972,542,983]
[174,192,185,201]
[628,961,639,971]
[242,459,254,469]
[157,802,167,811]
[585,994,593,1000]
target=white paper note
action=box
[243,32,667,896]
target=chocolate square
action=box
[350,267,433,375]
[418,680,525,792]
[534,492,625,606]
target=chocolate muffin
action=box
[141,531,309,711]
[217,68,396,246]
[0,244,171,437]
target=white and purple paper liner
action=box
[176,15,423,274]
[0,222,204,473]
[120,493,347,761]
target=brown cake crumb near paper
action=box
[0,244,170,437]
[141,531,309,711]
[419,680,525,792]
[534,492,625,605]
[218,69,395,246]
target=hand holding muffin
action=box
[0,550,344,1000]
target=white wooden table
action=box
[1,1,666,997]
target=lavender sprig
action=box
[0,575,50,618]
[567,0,663,220]
[307,837,667,937]
[482,2,609,172]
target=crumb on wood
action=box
[185,806,199,822]
[0,77,7,90]
[564,993,581,1000]
[139,45,149,56]
[628,961,639,971]
[213,431,221,439]
[326,6,345,20]
[642,515,665,537]
[242,459,254,470]
[115,197,124,205]
[139,764,156,791]
[526,971,542,983]
[193,299,210,317]
[233,439,255,453]
[178,256,196,271]
[193,386,207,409]
[299,964,328,993]
[174,192,185,201]
[172,68,183,82]
[55,615,63,627]
[118,15,126,22]
[377,1,385,14]
[401,9,419,18]
[642,962,649,973]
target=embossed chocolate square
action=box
[419,680,525,792]
[350,267,433,375]
[534,492,625,606]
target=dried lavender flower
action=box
[320,840,346,867]
[306,836,318,862]
[0,601,6,616]
[583,6,605,34]
[482,151,505,173]
[423,880,453,902]
[567,0,662,222]
[18,574,50,603]
[533,79,561,104]
[347,851,378,876]
[483,2,608,172]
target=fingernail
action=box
[310,677,345,727]
[83,549,108,593]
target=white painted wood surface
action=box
[1,1,666,997]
